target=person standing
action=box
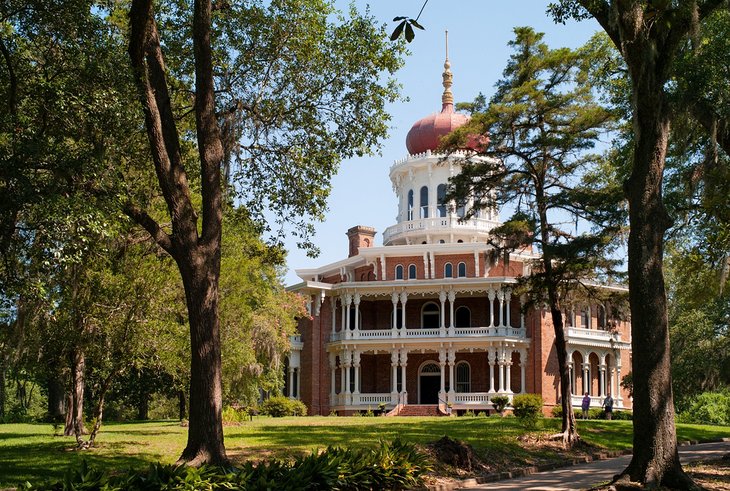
[603,393,614,420]
[581,392,591,419]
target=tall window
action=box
[456,362,470,392]
[395,264,404,280]
[580,307,591,329]
[349,366,356,393]
[408,264,417,279]
[444,262,453,278]
[457,262,467,278]
[407,190,414,220]
[565,308,574,327]
[420,185,429,218]
[455,306,471,328]
[597,305,607,329]
[421,302,440,329]
[437,184,447,217]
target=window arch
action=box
[421,302,440,329]
[395,264,404,280]
[408,264,417,279]
[420,185,429,218]
[455,306,471,328]
[597,304,607,329]
[420,362,440,374]
[437,184,447,217]
[456,361,470,392]
[407,189,414,220]
[580,306,591,329]
[444,262,453,278]
[457,262,467,278]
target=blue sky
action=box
[282,1,602,285]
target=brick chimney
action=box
[347,226,376,257]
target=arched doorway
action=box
[419,362,441,404]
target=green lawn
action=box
[1,417,728,487]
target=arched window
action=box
[457,262,467,278]
[565,308,574,327]
[408,264,417,279]
[437,184,447,217]
[580,307,591,329]
[407,190,414,220]
[456,361,470,392]
[420,185,429,218]
[392,307,403,328]
[395,264,404,280]
[455,306,471,328]
[597,305,607,329]
[421,362,440,374]
[421,302,440,329]
[444,262,453,278]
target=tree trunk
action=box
[0,362,5,421]
[47,373,66,423]
[80,369,118,449]
[137,393,149,421]
[178,389,186,421]
[64,392,74,436]
[618,57,695,489]
[176,252,226,466]
[69,348,86,438]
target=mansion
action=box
[286,51,632,416]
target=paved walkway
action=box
[458,441,730,491]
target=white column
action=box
[353,350,361,395]
[488,348,496,393]
[448,290,456,334]
[296,369,301,399]
[616,365,622,403]
[340,355,347,397]
[344,350,352,405]
[599,362,607,397]
[380,253,386,280]
[288,367,295,399]
[569,361,574,395]
[423,252,429,280]
[400,351,408,399]
[430,251,436,279]
[391,351,399,398]
[438,349,447,398]
[340,295,346,333]
[331,297,337,336]
[439,290,447,336]
[345,294,353,339]
[353,293,361,336]
[329,353,337,401]
[488,289,496,328]
[520,294,526,329]
[474,250,480,277]
[520,349,527,394]
[582,362,590,395]
[448,349,456,401]
[505,356,513,393]
[498,348,506,393]
[400,291,408,330]
[504,289,512,328]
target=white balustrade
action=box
[329,326,527,342]
[568,327,620,342]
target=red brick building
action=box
[287,51,632,416]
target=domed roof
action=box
[405,34,470,155]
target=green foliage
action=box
[677,392,730,426]
[551,405,632,421]
[511,394,543,429]
[491,396,510,414]
[18,439,431,491]
[259,396,307,417]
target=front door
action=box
[419,375,440,404]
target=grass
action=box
[1,417,729,488]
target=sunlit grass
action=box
[1,417,728,487]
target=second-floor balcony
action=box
[383,216,500,245]
[567,326,623,343]
[330,325,526,342]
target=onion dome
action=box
[405,31,470,155]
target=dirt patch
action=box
[427,436,485,472]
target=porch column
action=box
[296,369,301,399]
[288,367,295,399]
[497,348,505,393]
[390,350,399,400]
[616,364,622,403]
[497,290,505,328]
[474,249,480,277]
[339,355,347,400]
[353,293,361,337]
[439,290,447,337]
[488,289,496,328]
[504,289,512,328]
[448,349,456,401]
[569,361,574,395]
[438,349,447,398]
[340,294,346,333]
[344,350,352,405]
[344,294,353,339]
[488,348,496,393]
[505,356,513,393]
[448,290,456,335]
[520,349,527,394]
[582,362,590,395]
[599,362,607,397]
[400,291,408,330]
[353,350,361,395]
[423,252,429,280]
[329,353,337,402]
[391,292,399,335]
[520,294,526,329]
[400,350,408,402]
[331,297,338,337]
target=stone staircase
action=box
[394,404,445,417]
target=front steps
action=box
[394,404,446,417]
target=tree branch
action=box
[123,203,174,256]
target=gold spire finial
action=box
[442,30,453,110]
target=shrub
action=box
[222,405,254,424]
[611,410,632,420]
[260,396,308,417]
[677,392,730,425]
[19,440,432,491]
[491,395,510,415]
[512,394,542,429]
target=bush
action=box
[491,395,510,415]
[512,394,542,429]
[611,410,632,420]
[19,439,432,491]
[260,396,308,417]
[551,406,610,420]
[677,392,730,425]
